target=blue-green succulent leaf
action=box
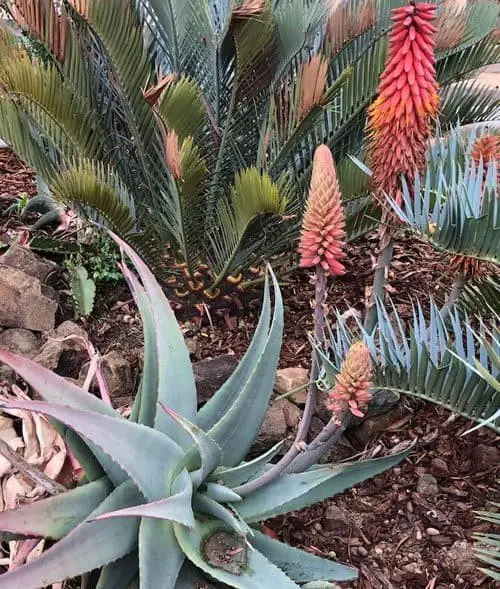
[208,269,283,466]
[174,519,300,588]
[251,529,357,582]
[237,449,413,522]
[112,233,197,447]
[0,480,141,589]
[0,477,111,540]
[96,552,139,589]
[193,493,251,536]
[0,399,182,501]
[209,441,284,487]
[204,482,242,503]
[174,562,218,588]
[139,519,185,589]
[198,275,271,430]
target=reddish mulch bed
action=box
[1,151,498,588]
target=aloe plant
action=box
[0,235,409,588]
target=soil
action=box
[0,150,499,588]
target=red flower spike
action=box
[367,2,439,207]
[471,134,500,169]
[328,342,373,418]
[298,145,346,276]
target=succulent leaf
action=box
[96,551,139,589]
[174,519,300,588]
[251,529,357,582]
[0,480,141,589]
[208,269,283,466]
[209,441,284,488]
[237,449,412,522]
[139,518,184,589]
[111,233,197,447]
[0,399,182,501]
[197,275,272,430]
[0,477,111,540]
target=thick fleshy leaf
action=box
[93,473,194,528]
[0,399,181,501]
[139,518,184,589]
[112,233,197,447]
[96,552,139,589]
[174,519,300,588]
[123,263,158,428]
[0,480,141,589]
[237,449,412,522]
[0,477,111,540]
[174,562,218,588]
[55,425,105,481]
[0,351,126,486]
[193,493,250,537]
[208,441,284,487]
[159,404,221,486]
[251,529,357,582]
[208,270,283,466]
[204,482,241,503]
[197,275,271,431]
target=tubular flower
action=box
[471,134,500,168]
[328,341,373,418]
[298,145,346,275]
[367,2,439,206]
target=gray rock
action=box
[0,328,41,358]
[194,355,239,405]
[35,321,89,377]
[416,474,439,497]
[322,505,351,534]
[274,367,309,405]
[348,405,407,445]
[250,399,302,457]
[441,540,477,575]
[79,350,133,398]
[0,266,58,332]
[0,244,58,282]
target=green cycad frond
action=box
[323,299,500,430]
[440,79,500,126]
[159,76,206,141]
[474,501,500,581]
[0,46,106,162]
[207,169,295,281]
[50,160,136,234]
[459,275,500,317]
[390,158,499,265]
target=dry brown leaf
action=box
[0,416,24,478]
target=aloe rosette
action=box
[0,235,410,588]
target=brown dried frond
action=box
[143,73,178,106]
[10,0,67,63]
[165,130,181,179]
[327,0,377,54]
[297,54,328,120]
[66,0,89,19]
[232,0,265,21]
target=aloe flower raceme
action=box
[367,2,440,207]
[471,134,500,169]
[328,341,373,418]
[298,145,346,276]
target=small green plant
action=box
[0,234,409,588]
[67,262,96,319]
[82,231,123,283]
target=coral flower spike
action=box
[328,341,373,418]
[367,2,440,206]
[298,144,346,276]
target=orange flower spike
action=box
[471,134,500,168]
[328,341,373,418]
[298,145,346,276]
[367,2,439,206]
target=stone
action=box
[348,405,406,445]
[441,540,476,575]
[322,505,350,534]
[250,399,302,457]
[79,350,133,398]
[430,457,449,477]
[0,244,58,282]
[416,474,439,497]
[35,321,89,378]
[472,444,500,471]
[0,328,41,358]
[0,266,58,332]
[274,367,309,405]
[193,355,239,405]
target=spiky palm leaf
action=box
[474,501,500,581]
[321,299,499,431]
[1,0,499,299]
